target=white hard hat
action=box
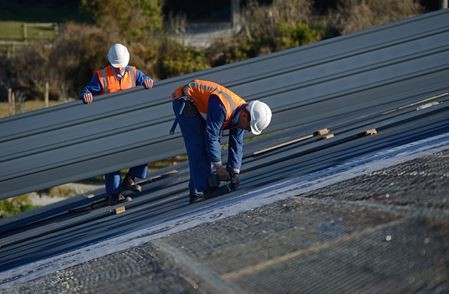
[107,43,130,68]
[246,100,272,135]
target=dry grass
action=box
[0,21,57,41]
[334,0,423,35]
[0,100,64,118]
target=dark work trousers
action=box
[105,165,148,195]
[173,99,212,196]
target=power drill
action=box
[206,168,239,198]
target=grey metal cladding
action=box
[0,9,448,200]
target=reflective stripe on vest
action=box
[216,90,236,113]
[129,67,136,88]
[100,68,109,94]
[184,80,245,128]
[185,81,238,113]
[184,81,217,95]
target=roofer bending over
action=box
[80,43,154,203]
[170,80,272,203]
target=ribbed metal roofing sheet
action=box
[1,9,448,200]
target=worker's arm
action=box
[205,95,230,180]
[80,74,102,104]
[227,127,245,174]
[135,69,153,89]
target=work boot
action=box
[121,174,142,192]
[189,193,207,203]
[205,185,231,199]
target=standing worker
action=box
[170,80,272,203]
[80,43,154,203]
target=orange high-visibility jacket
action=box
[174,80,246,128]
[96,66,137,94]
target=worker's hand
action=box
[215,164,230,181]
[82,92,94,104]
[144,78,154,89]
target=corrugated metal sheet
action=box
[1,9,448,200]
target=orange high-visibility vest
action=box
[96,66,137,94]
[175,80,246,128]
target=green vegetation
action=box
[80,0,162,41]
[277,22,323,50]
[39,186,81,198]
[0,0,423,102]
[158,39,211,77]
[0,1,86,42]
[0,195,35,218]
[0,21,34,41]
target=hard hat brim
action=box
[250,125,262,135]
[110,62,128,68]
[247,101,262,135]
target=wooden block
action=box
[314,128,330,136]
[115,206,126,214]
[322,133,335,139]
[365,128,377,136]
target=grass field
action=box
[0,21,57,41]
[0,1,88,44]
[0,100,65,118]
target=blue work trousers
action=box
[173,99,212,195]
[105,165,148,195]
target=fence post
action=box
[8,89,15,116]
[231,0,241,31]
[12,91,16,115]
[23,23,28,42]
[441,0,448,9]
[53,23,59,35]
[8,88,12,114]
[45,82,49,107]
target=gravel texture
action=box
[4,151,449,293]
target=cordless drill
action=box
[206,167,240,198]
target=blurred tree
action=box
[157,37,210,78]
[49,22,113,99]
[80,0,163,42]
[2,44,50,102]
[276,22,322,50]
[1,22,114,101]
[0,0,428,103]
[334,0,423,35]
[207,0,322,66]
